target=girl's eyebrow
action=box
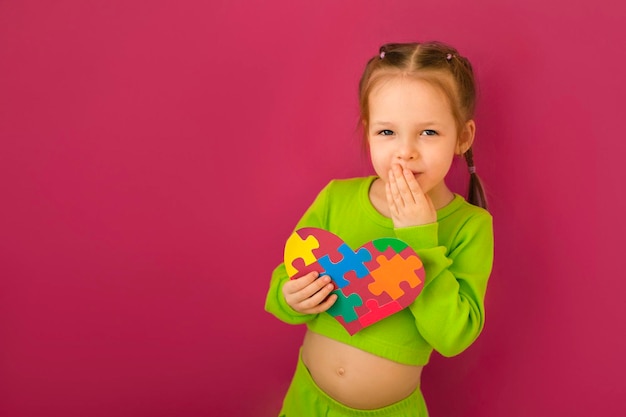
[371,120,441,126]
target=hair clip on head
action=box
[380,51,386,59]
[446,53,453,61]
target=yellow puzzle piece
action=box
[284,232,320,277]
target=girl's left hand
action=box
[386,164,437,228]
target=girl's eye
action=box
[421,130,438,136]
[378,129,394,136]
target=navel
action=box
[336,367,345,376]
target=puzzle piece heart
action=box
[284,227,425,335]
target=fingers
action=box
[386,163,435,227]
[313,291,338,313]
[387,165,403,208]
[385,182,398,217]
[402,166,424,200]
[387,165,418,211]
[388,164,421,206]
[283,271,337,314]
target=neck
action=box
[427,182,455,210]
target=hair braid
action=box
[464,147,487,209]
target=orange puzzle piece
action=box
[369,254,423,300]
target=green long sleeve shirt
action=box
[265,176,494,365]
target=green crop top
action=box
[265,176,494,366]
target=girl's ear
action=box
[362,119,372,142]
[457,119,476,155]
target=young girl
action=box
[265,41,494,416]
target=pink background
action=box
[1,1,624,416]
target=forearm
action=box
[265,263,317,324]
[396,215,493,357]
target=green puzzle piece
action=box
[372,238,408,253]
[327,290,363,323]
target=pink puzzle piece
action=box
[359,299,403,328]
[289,257,328,281]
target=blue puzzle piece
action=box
[318,244,372,288]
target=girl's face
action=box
[367,76,471,204]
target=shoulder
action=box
[323,176,375,195]
[306,176,373,210]
[442,195,492,224]
[439,195,493,242]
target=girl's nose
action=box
[397,141,418,160]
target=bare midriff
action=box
[301,330,423,410]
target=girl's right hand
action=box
[282,271,337,314]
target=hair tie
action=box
[380,51,386,59]
[446,53,453,61]
[468,166,476,174]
